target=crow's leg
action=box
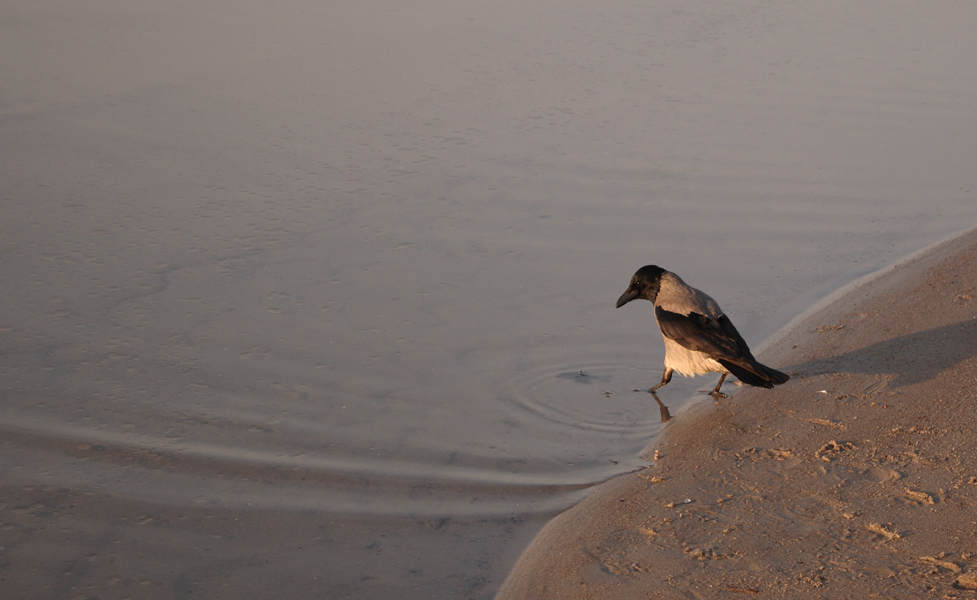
[709,373,728,398]
[650,367,673,393]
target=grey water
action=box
[2,1,976,598]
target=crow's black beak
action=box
[616,287,639,308]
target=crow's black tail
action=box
[719,359,790,389]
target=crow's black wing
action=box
[654,306,750,362]
[714,313,757,359]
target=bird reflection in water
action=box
[649,390,671,423]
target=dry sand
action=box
[498,227,977,599]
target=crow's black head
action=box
[616,265,665,308]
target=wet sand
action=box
[498,227,977,599]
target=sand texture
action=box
[497,228,977,599]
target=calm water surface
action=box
[2,1,976,598]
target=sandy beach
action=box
[498,227,977,599]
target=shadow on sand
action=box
[785,318,977,389]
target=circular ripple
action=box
[506,360,667,435]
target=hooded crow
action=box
[616,265,789,396]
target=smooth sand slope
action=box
[498,227,977,599]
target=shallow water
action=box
[2,1,977,598]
